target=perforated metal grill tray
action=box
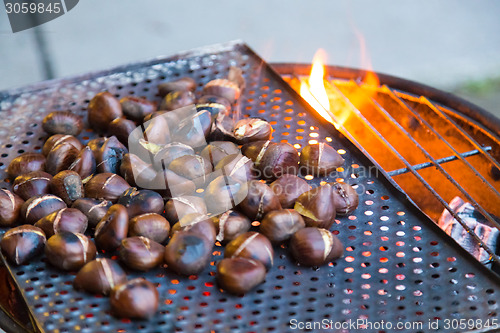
[0,41,499,333]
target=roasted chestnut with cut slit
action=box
[233,118,273,144]
[34,208,88,238]
[110,278,159,319]
[21,194,67,224]
[117,187,164,217]
[173,110,212,148]
[118,236,164,271]
[329,182,359,215]
[84,173,130,202]
[204,175,248,215]
[214,153,256,184]
[141,115,171,145]
[71,198,113,228]
[109,118,137,146]
[238,180,281,221]
[289,227,343,266]
[42,134,83,156]
[88,92,123,134]
[200,141,239,166]
[164,231,212,275]
[45,142,79,175]
[209,113,235,142]
[95,136,128,174]
[153,142,195,169]
[169,155,212,188]
[120,96,156,122]
[241,140,272,165]
[50,170,84,205]
[1,225,46,265]
[0,189,24,227]
[212,210,251,244]
[119,153,155,188]
[143,111,180,131]
[45,232,97,271]
[257,142,300,180]
[170,213,216,244]
[7,153,46,180]
[224,231,274,269]
[164,196,207,225]
[202,79,241,104]
[158,77,196,96]
[299,143,344,176]
[270,174,310,208]
[196,95,232,117]
[129,213,170,244]
[149,168,196,198]
[42,111,83,136]
[12,171,52,201]
[94,204,129,252]
[217,257,266,295]
[294,184,335,229]
[260,209,305,243]
[160,90,196,111]
[87,137,106,159]
[74,258,127,295]
[68,146,96,180]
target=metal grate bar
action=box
[387,146,493,176]
[322,80,500,267]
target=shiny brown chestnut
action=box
[95,136,128,174]
[87,137,106,159]
[110,278,159,319]
[42,111,83,136]
[233,118,272,144]
[152,142,195,169]
[0,225,46,265]
[202,79,241,104]
[119,153,155,188]
[68,146,96,180]
[169,155,212,188]
[289,227,343,266]
[120,96,156,122]
[45,142,79,175]
[260,209,305,243]
[270,174,310,208]
[21,194,67,224]
[196,95,232,117]
[149,168,196,198]
[258,142,300,180]
[143,111,180,131]
[45,232,97,271]
[224,231,274,269]
[117,187,164,217]
[109,118,137,146]
[42,134,83,156]
[204,175,247,215]
[212,210,251,244]
[73,258,127,295]
[329,182,359,215]
[158,77,196,96]
[217,257,266,295]
[7,153,46,180]
[141,114,171,145]
[50,170,83,205]
[88,92,123,134]
[238,180,281,221]
[300,143,344,176]
[294,185,335,229]
[172,110,212,148]
[13,171,52,200]
[200,141,239,166]
[209,113,235,142]
[164,231,212,275]
[0,189,24,227]
[170,213,216,244]
[214,153,256,183]
[85,173,130,202]
[119,236,164,271]
[71,198,112,228]
[129,213,170,244]
[164,196,207,225]
[159,90,196,111]
[35,208,88,238]
[241,140,272,165]
[94,204,129,252]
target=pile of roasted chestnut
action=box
[0,69,359,320]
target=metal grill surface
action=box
[0,41,499,333]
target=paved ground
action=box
[0,0,499,116]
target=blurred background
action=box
[1,0,499,117]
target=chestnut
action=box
[87,137,106,159]
[329,182,359,215]
[68,146,96,180]
[300,143,344,176]
[50,170,83,205]
[84,173,130,202]
[238,180,281,221]
[159,90,196,111]
[294,185,335,229]
[0,189,24,227]
[224,231,274,269]
[0,225,46,265]
[129,213,170,244]
[257,142,300,180]
[110,278,159,319]
[270,174,310,208]
[149,168,196,198]
[209,113,235,142]
[119,236,164,271]
[214,153,256,184]
[88,92,123,134]
[141,115,171,145]
[216,257,266,295]
[12,171,52,201]
[42,134,83,156]
[42,111,83,136]
[95,136,128,174]
[21,194,67,224]
[119,153,156,187]
[260,209,305,243]
[168,155,212,188]
[158,77,196,96]
[74,258,127,295]
[202,79,241,104]
[196,95,232,117]
[143,111,180,131]
[120,96,156,122]
[233,118,272,144]
[164,231,212,275]
[170,213,216,244]
[204,175,247,215]
[200,141,239,166]
[164,196,207,224]
[34,208,88,238]
[94,204,129,252]
[212,210,251,244]
[45,142,79,175]
[241,140,272,165]
[71,198,112,228]
[173,110,212,148]
[152,142,195,169]
[117,187,164,217]
[289,227,343,266]
[109,118,137,146]
[45,232,97,271]
[7,153,46,180]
